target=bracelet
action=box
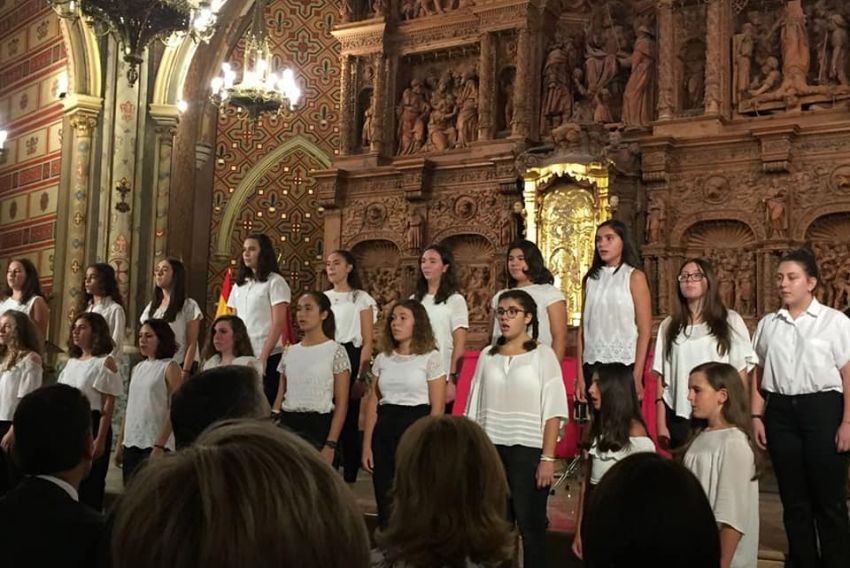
[324,440,338,449]
[655,397,664,404]
[539,454,556,463]
[153,444,166,450]
[751,414,763,420]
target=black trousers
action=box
[339,342,362,482]
[372,404,430,528]
[497,444,549,568]
[0,420,19,496]
[262,353,283,407]
[665,404,691,451]
[121,446,153,486]
[764,391,850,568]
[279,411,332,450]
[79,411,111,511]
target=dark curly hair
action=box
[68,312,115,358]
[141,319,178,360]
[380,299,436,356]
[78,263,124,314]
[0,310,42,369]
[505,240,554,287]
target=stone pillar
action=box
[149,107,179,263]
[512,27,532,138]
[478,32,495,141]
[339,55,354,155]
[370,52,386,154]
[656,0,675,120]
[704,0,727,115]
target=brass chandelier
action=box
[209,0,301,124]
[49,1,223,86]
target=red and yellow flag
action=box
[215,267,234,318]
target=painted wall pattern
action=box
[0,0,67,296]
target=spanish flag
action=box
[215,267,234,318]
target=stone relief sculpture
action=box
[500,70,515,131]
[455,71,479,148]
[646,194,665,244]
[763,190,789,238]
[622,25,656,127]
[406,208,424,252]
[401,0,466,20]
[397,80,429,155]
[540,41,575,134]
[735,23,756,101]
[361,94,374,147]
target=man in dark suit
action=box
[0,384,105,567]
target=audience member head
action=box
[325,249,364,291]
[586,220,641,282]
[236,233,279,285]
[666,258,731,360]
[111,420,370,568]
[150,258,188,322]
[378,416,514,566]
[490,289,538,354]
[68,312,114,358]
[0,309,41,366]
[138,319,178,360]
[777,247,819,311]
[505,239,554,287]
[13,384,93,483]
[582,453,720,568]
[295,291,335,340]
[204,315,254,360]
[380,299,436,355]
[80,262,124,312]
[3,258,43,303]
[585,363,645,452]
[170,365,270,448]
[415,243,460,303]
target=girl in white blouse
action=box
[114,319,182,483]
[653,258,754,450]
[324,249,377,482]
[684,362,759,568]
[1,259,49,347]
[577,220,652,401]
[201,315,263,376]
[57,312,123,510]
[0,310,42,494]
[274,292,350,464]
[572,362,654,561]
[751,249,850,567]
[227,234,291,406]
[466,289,568,568]
[80,263,126,362]
[140,258,203,377]
[413,244,468,412]
[362,299,445,527]
[491,239,567,361]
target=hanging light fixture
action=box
[209,0,301,124]
[48,1,224,86]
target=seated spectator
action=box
[111,420,370,568]
[170,365,270,448]
[0,384,105,567]
[581,452,720,568]
[372,415,514,568]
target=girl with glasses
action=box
[466,289,568,568]
[652,258,754,450]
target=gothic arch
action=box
[796,203,850,240]
[214,136,332,257]
[58,18,101,99]
[672,211,764,243]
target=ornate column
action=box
[512,27,532,138]
[656,0,675,120]
[149,106,179,263]
[478,32,495,141]
[339,55,355,155]
[370,52,386,154]
[704,0,728,115]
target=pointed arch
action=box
[214,135,332,257]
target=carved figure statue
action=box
[828,14,849,86]
[749,57,782,96]
[646,195,665,244]
[501,73,515,129]
[427,72,457,151]
[340,0,355,22]
[736,257,755,315]
[540,43,574,134]
[400,0,418,20]
[361,96,374,147]
[371,0,387,17]
[683,57,705,110]
[774,0,810,91]
[716,260,737,310]
[622,26,656,127]
[593,88,614,123]
[735,23,756,101]
[455,71,479,148]
[763,190,788,238]
[397,80,429,155]
[406,209,424,252]
[585,25,624,98]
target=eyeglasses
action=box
[677,272,706,282]
[496,307,527,318]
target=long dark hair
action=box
[68,312,115,358]
[584,220,642,282]
[235,233,280,285]
[490,289,538,355]
[149,258,188,323]
[664,258,731,361]
[3,258,44,305]
[79,263,124,314]
[0,310,42,369]
[380,299,436,356]
[300,291,336,340]
[141,319,178,360]
[327,250,365,291]
[414,243,461,305]
[204,315,255,360]
[506,240,554,287]
[584,363,646,453]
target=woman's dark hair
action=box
[79,263,124,314]
[380,299,436,356]
[68,312,115,358]
[3,258,44,305]
[204,315,255,360]
[665,258,731,361]
[141,318,178,360]
[414,243,461,305]
[779,247,820,284]
[506,240,554,287]
[0,309,42,368]
[584,363,646,453]
[490,289,538,355]
[584,220,642,282]
[149,258,188,323]
[582,453,720,568]
[300,291,336,340]
[235,233,280,285]
[327,250,365,291]
[377,416,515,566]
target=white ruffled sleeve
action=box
[538,345,569,433]
[463,346,491,421]
[93,357,124,397]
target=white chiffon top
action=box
[582,265,637,365]
[0,353,42,421]
[123,359,175,450]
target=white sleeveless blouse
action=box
[582,265,637,365]
[123,359,175,450]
